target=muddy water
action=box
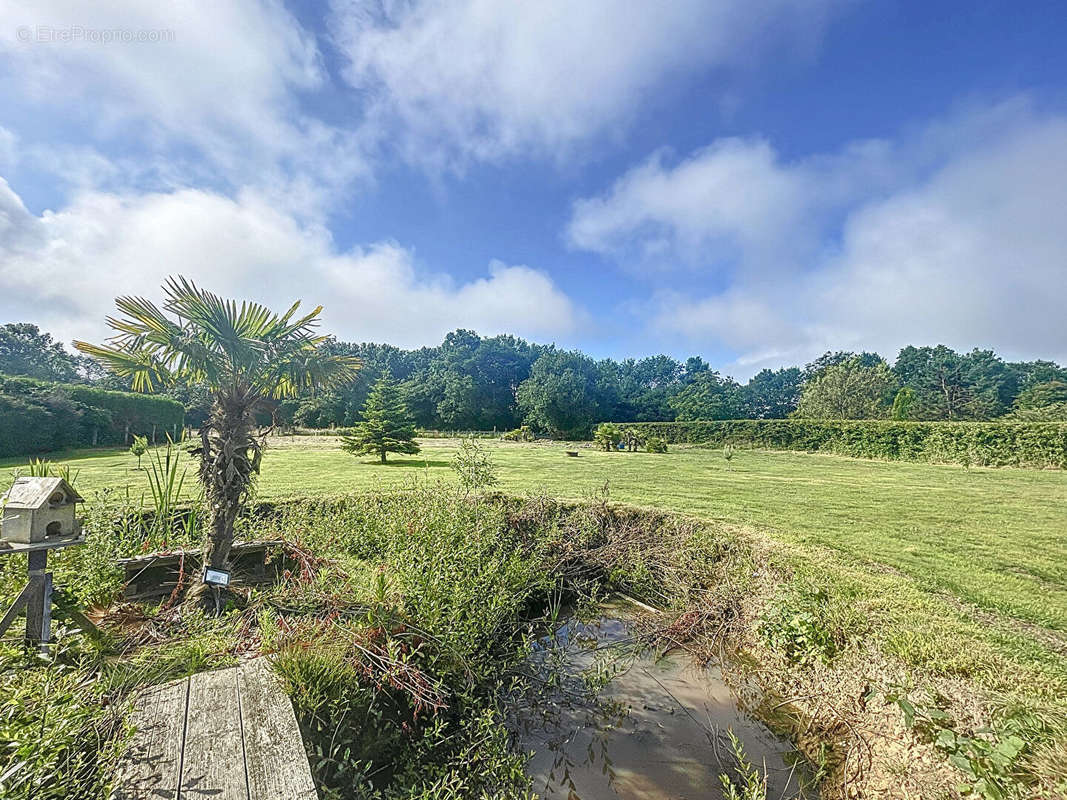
[519,598,814,800]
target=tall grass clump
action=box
[47,437,203,607]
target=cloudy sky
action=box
[1,0,1065,377]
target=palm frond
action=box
[263,304,324,343]
[73,341,173,392]
[264,351,360,398]
[109,295,183,345]
[80,275,353,400]
[163,276,246,356]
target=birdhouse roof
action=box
[1,477,84,510]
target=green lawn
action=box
[5,436,1067,694]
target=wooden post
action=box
[24,550,50,646]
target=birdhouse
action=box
[1,477,84,545]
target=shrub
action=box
[500,425,534,442]
[645,436,667,453]
[758,583,862,667]
[593,422,623,451]
[608,419,1067,469]
[622,427,645,451]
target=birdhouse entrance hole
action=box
[46,521,62,537]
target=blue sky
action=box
[1,0,1065,377]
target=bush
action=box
[500,425,534,442]
[759,587,840,666]
[645,436,667,453]
[607,420,1067,469]
[621,427,645,452]
[593,422,623,451]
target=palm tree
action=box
[76,277,358,604]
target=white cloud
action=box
[0,0,370,205]
[811,115,1067,362]
[567,135,900,274]
[330,0,847,168]
[0,179,583,349]
[572,100,1067,374]
[569,139,818,271]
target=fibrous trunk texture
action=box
[189,390,261,608]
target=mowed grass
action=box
[5,436,1066,696]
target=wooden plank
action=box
[237,659,317,800]
[118,541,284,568]
[110,678,189,800]
[0,533,86,553]
[119,542,285,600]
[180,667,249,800]
[24,572,47,644]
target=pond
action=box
[517,597,816,799]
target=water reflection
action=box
[517,598,815,800]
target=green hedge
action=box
[0,375,185,458]
[611,420,1067,469]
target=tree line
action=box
[3,322,1066,441]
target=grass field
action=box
[4,437,1067,699]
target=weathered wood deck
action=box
[111,658,317,800]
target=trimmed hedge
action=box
[0,374,185,458]
[611,420,1067,469]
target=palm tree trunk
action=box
[189,391,260,608]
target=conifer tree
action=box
[341,374,420,463]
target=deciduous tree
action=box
[795,359,896,419]
[517,350,609,439]
[668,371,744,421]
[0,323,83,382]
[744,367,803,418]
